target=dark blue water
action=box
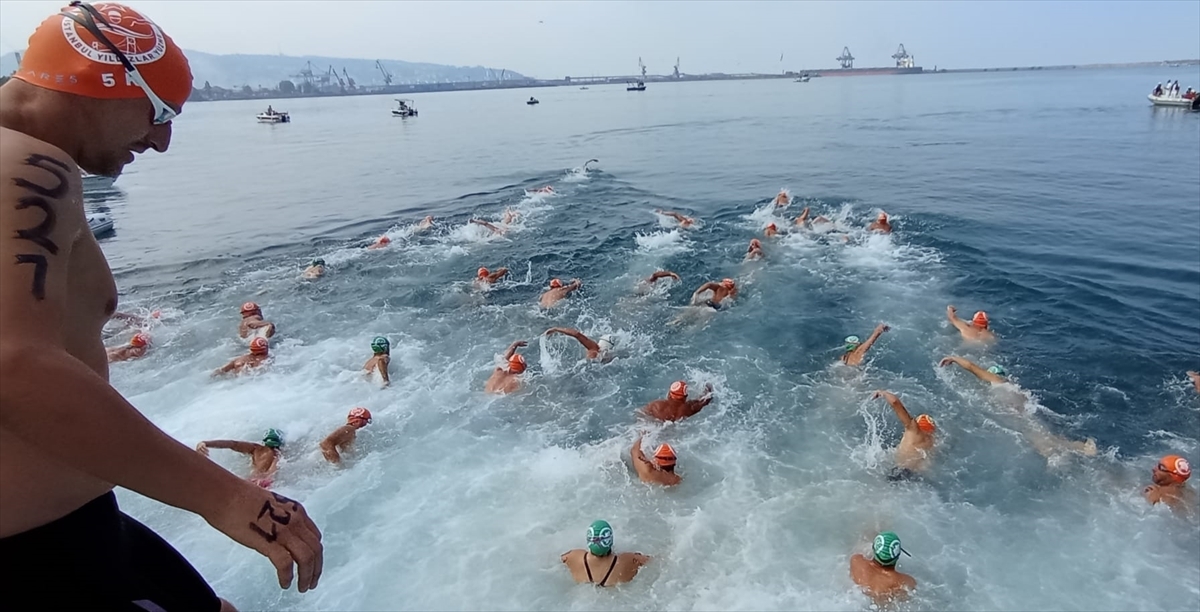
[100,67,1199,610]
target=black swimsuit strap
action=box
[583,552,594,583]
[598,554,618,587]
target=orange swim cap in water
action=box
[750,239,762,249]
[766,223,777,231]
[1158,455,1191,483]
[348,407,372,424]
[249,337,269,355]
[972,311,989,328]
[915,414,936,433]
[668,380,687,400]
[240,302,260,316]
[654,443,677,467]
[477,267,489,278]
[129,332,149,348]
[14,2,192,107]
[549,278,563,289]
[507,353,527,374]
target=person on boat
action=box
[367,235,391,249]
[630,433,681,486]
[764,222,779,238]
[946,305,995,343]
[302,258,325,279]
[1188,371,1200,394]
[196,429,283,489]
[690,278,738,310]
[1143,455,1193,515]
[238,302,276,339]
[1153,83,1163,96]
[470,218,507,236]
[363,336,391,387]
[540,278,582,308]
[840,324,889,366]
[0,3,319,607]
[1184,88,1196,100]
[107,332,151,363]
[544,327,615,362]
[485,340,527,394]
[850,531,916,605]
[773,190,790,207]
[215,337,270,376]
[319,408,372,465]
[873,391,936,480]
[868,212,892,234]
[561,520,651,587]
[745,238,765,261]
[641,381,714,422]
[655,209,696,228]
[475,266,509,286]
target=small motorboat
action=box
[256,107,290,123]
[1148,94,1194,107]
[627,79,646,92]
[579,86,589,90]
[87,213,113,237]
[794,74,811,83]
[82,172,115,192]
[526,97,540,105]
[391,98,418,117]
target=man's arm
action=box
[851,324,889,359]
[648,270,680,283]
[545,328,599,352]
[873,390,913,428]
[939,355,1005,384]
[945,306,970,334]
[200,440,260,455]
[319,429,349,464]
[379,355,391,385]
[488,267,509,282]
[683,384,714,417]
[214,358,242,375]
[795,207,810,225]
[502,340,527,360]
[470,219,503,234]
[630,434,652,468]
[1188,371,1200,394]
[563,279,583,295]
[691,283,719,300]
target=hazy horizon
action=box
[1,1,1197,78]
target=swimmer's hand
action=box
[205,486,324,593]
[195,442,209,457]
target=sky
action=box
[1,0,1197,77]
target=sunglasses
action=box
[61,1,178,125]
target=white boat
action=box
[1148,94,1195,107]
[256,108,290,123]
[82,172,115,191]
[391,98,418,117]
[87,213,113,237]
[795,75,811,83]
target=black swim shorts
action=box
[0,491,220,611]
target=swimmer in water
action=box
[320,408,372,465]
[417,215,434,232]
[745,239,765,261]
[544,327,615,362]
[868,211,893,234]
[873,391,936,479]
[630,433,681,486]
[531,186,554,195]
[469,218,507,236]
[946,306,995,343]
[840,324,890,366]
[363,336,391,387]
[642,381,714,422]
[561,520,651,587]
[635,270,680,294]
[795,206,832,228]
[773,190,790,207]
[1187,371,1200,394]
[655,209,696,228]
[302,258,325,279]
[690,278,738,309]
[540,278,582,308]
[938,356,1097,458]
[367,235,391,250]
[196,429,283,489]
[1144,455,1193,515]
[485,340,527,394]
[106,333,150,363]
[850,531,916,605]
[502,208,519,225]
[214,337,270,376]
[238,302,276,340]
[764,222,778,238]
[110,309,162,328]
[475,266,509,286]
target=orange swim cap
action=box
[549,278,563,289]
[1158,455,1191,483]
[377,236,391,245]
[654,443,677,467]
[766,223,777,231]
[477,267,489,278]
[915,414,936,433]
[668,380,687,400]
[348,407,372,424]
[507,353,527,373]
[129,332,149,348]
[721,278,735,289]
[972,311,989,328]
[240,302,260,316]
[14,3,192,107]
[249,337,269,355]
[750,239,762,248]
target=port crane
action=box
[837,47,854,69]
[892,44,914,68]
[375,60,393,86]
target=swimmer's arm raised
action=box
[319,430,348,464]
[854,324,889,358]
[683,384,714,417]
[545,327,599,352]
[795,207,810,225]
[874,390,913,428]
[939,355,1004,384]
[630,433,653,468]
[945,306,970,334]
[201,440,259,455]
[691,282,720,300]
[502,340,527,360]
[648,270,680,283]
[378,355,391,385]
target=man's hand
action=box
[947,305,957,317]
[939,356,958,367]
[195,442,209,457]
[876,324,890,333]
[703,383,714,396]
[511,340,527,349]
[204,486,324,593]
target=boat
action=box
[82,172,115,192]
[526,97,540,105]
[579,86,589,90]
[87,213,113,237]
[256,107,290,123]
[794,74,811,83]
[1192,96,1200,112]
[1148,93,1196,107]
[391,98,418,117]
[627,57,647,91]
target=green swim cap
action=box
[263,429,284,449]
[987,365,1006,376]
[844,335,862,352]
[311,258,325,267]
[586,520,613,556]
[872,531,909,566]
[371,336,390,354]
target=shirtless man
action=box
[849,531,916,605]
[868,211,893,234]
[470,218,507,236]
[475,266,509,285]
[215,337,270,376]
[0,5,320,607]
[238,301,276,339]
[1144,455,1192,515]
[197,429,283,489]
[690,278,738,309]
[773,190,790,207]
[485,340,527,394]
[642,381,714,421]
[795,206,832,228]
[367,235,391,249]
[655,208,695,228]
[561,520,651,587]
[630,434,681,486]
[746,239,765,261]
[107,332,150,363]
[841,324,889,366]
[540,278,582,308]
[416,215,434,232]
[319,408,372,465]
[544,327,615,361]
[363,336,391,387]
[302,258,325,279]
[1187,371,1200,394]
[946,306,994,343]
[764,222,778,238]
[873,391,936,479]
